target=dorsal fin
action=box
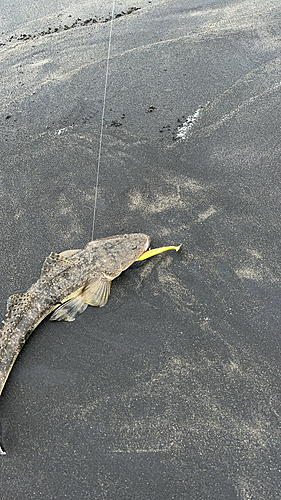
[0,292,35,371]
[1,292,35,338]
[59,249,81,258]
[6,292,35,314]
[40,252,76,282]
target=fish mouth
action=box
[144,236,151,251]
[135,235,151,261]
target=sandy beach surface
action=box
[0,1,281,498]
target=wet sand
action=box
[0,1,281,498]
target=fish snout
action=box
[144,235,151,251]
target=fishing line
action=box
[91,0,116,242]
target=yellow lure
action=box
[136,244,182,261]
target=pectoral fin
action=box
[49,275,112,321]
[50,296,88,322]
[82,276,112,307]
[136,244,182,261]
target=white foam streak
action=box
[176,103,208,141]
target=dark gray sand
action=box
[0,0,281,498]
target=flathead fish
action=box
[0,233,181,454]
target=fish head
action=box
[85,233,151,278]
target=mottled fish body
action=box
[0,233,182,454]
[0,233,150,397]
